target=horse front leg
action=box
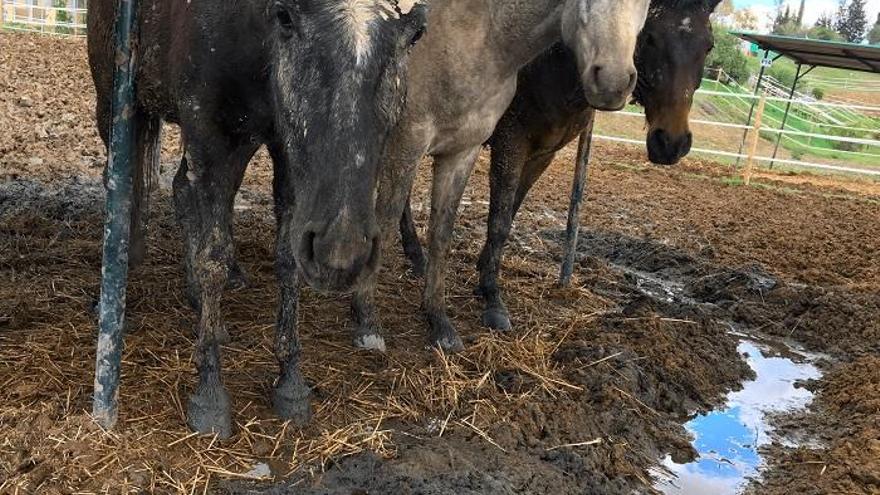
[423,147,482,352]
[271,209,313,423]
[350,131,427,352]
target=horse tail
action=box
[129,112,162,268]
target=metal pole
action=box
[559,112,595,287]
[93,0,140,430]
[736,49,771,168]
[769,63,803,169]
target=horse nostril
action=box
[654,129,669,147]
[591,65,603,83]
[300,230,317,264]
[627,70,637,90]
[680,132,694,155]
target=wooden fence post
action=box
[742,92,766,186]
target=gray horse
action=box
[350,0,651,353]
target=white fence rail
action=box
[1,0,86,35]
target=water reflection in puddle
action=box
[656,340,821,495]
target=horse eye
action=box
[410,26,426,47]
[272,3,295,34]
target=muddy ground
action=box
[2,31,880,495]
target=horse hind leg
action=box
[400,193,427,278]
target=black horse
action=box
[401,0,720,331]
[88,0,427,437]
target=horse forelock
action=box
[328,0,420,66]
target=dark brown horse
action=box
[89,0,427,437]
[401,0,720,331]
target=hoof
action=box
[434,334,465,353]
[353,332,387,352]
[427,312,465,353]
[482,307,512,332]
[273,375,312,425]
[187,385,233,439]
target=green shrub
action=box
[811,87,825,100]
[768,63,796,88]
[705,26,752,84]
[54,0,69,24]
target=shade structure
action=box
[733,32,880,75]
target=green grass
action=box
[697,79,880,169]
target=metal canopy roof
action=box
[733,32,880,74]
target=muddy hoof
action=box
[273,374,312,425]
[482,307,512,331]
[434,334,465,353]
[187,385,233,439]
[353,330,387,352]
[427,313,465,353]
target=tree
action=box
[705,25,751,83]
[796,0,806,26]
[715,0,735,17]
[733,9,758,31]
[838,0,868,43]
[868,13,880,45]
[808,25,844,41]
[773,4,791,34]
[834,0,848,34]
[816,13,834,29]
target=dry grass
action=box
[0,185,613,493]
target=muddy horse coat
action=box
[88,0,427,436]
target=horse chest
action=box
[428,80,517,156]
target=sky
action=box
[733,0,880,33]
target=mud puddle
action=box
[547,229,830,494]
[655,339,821,495]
